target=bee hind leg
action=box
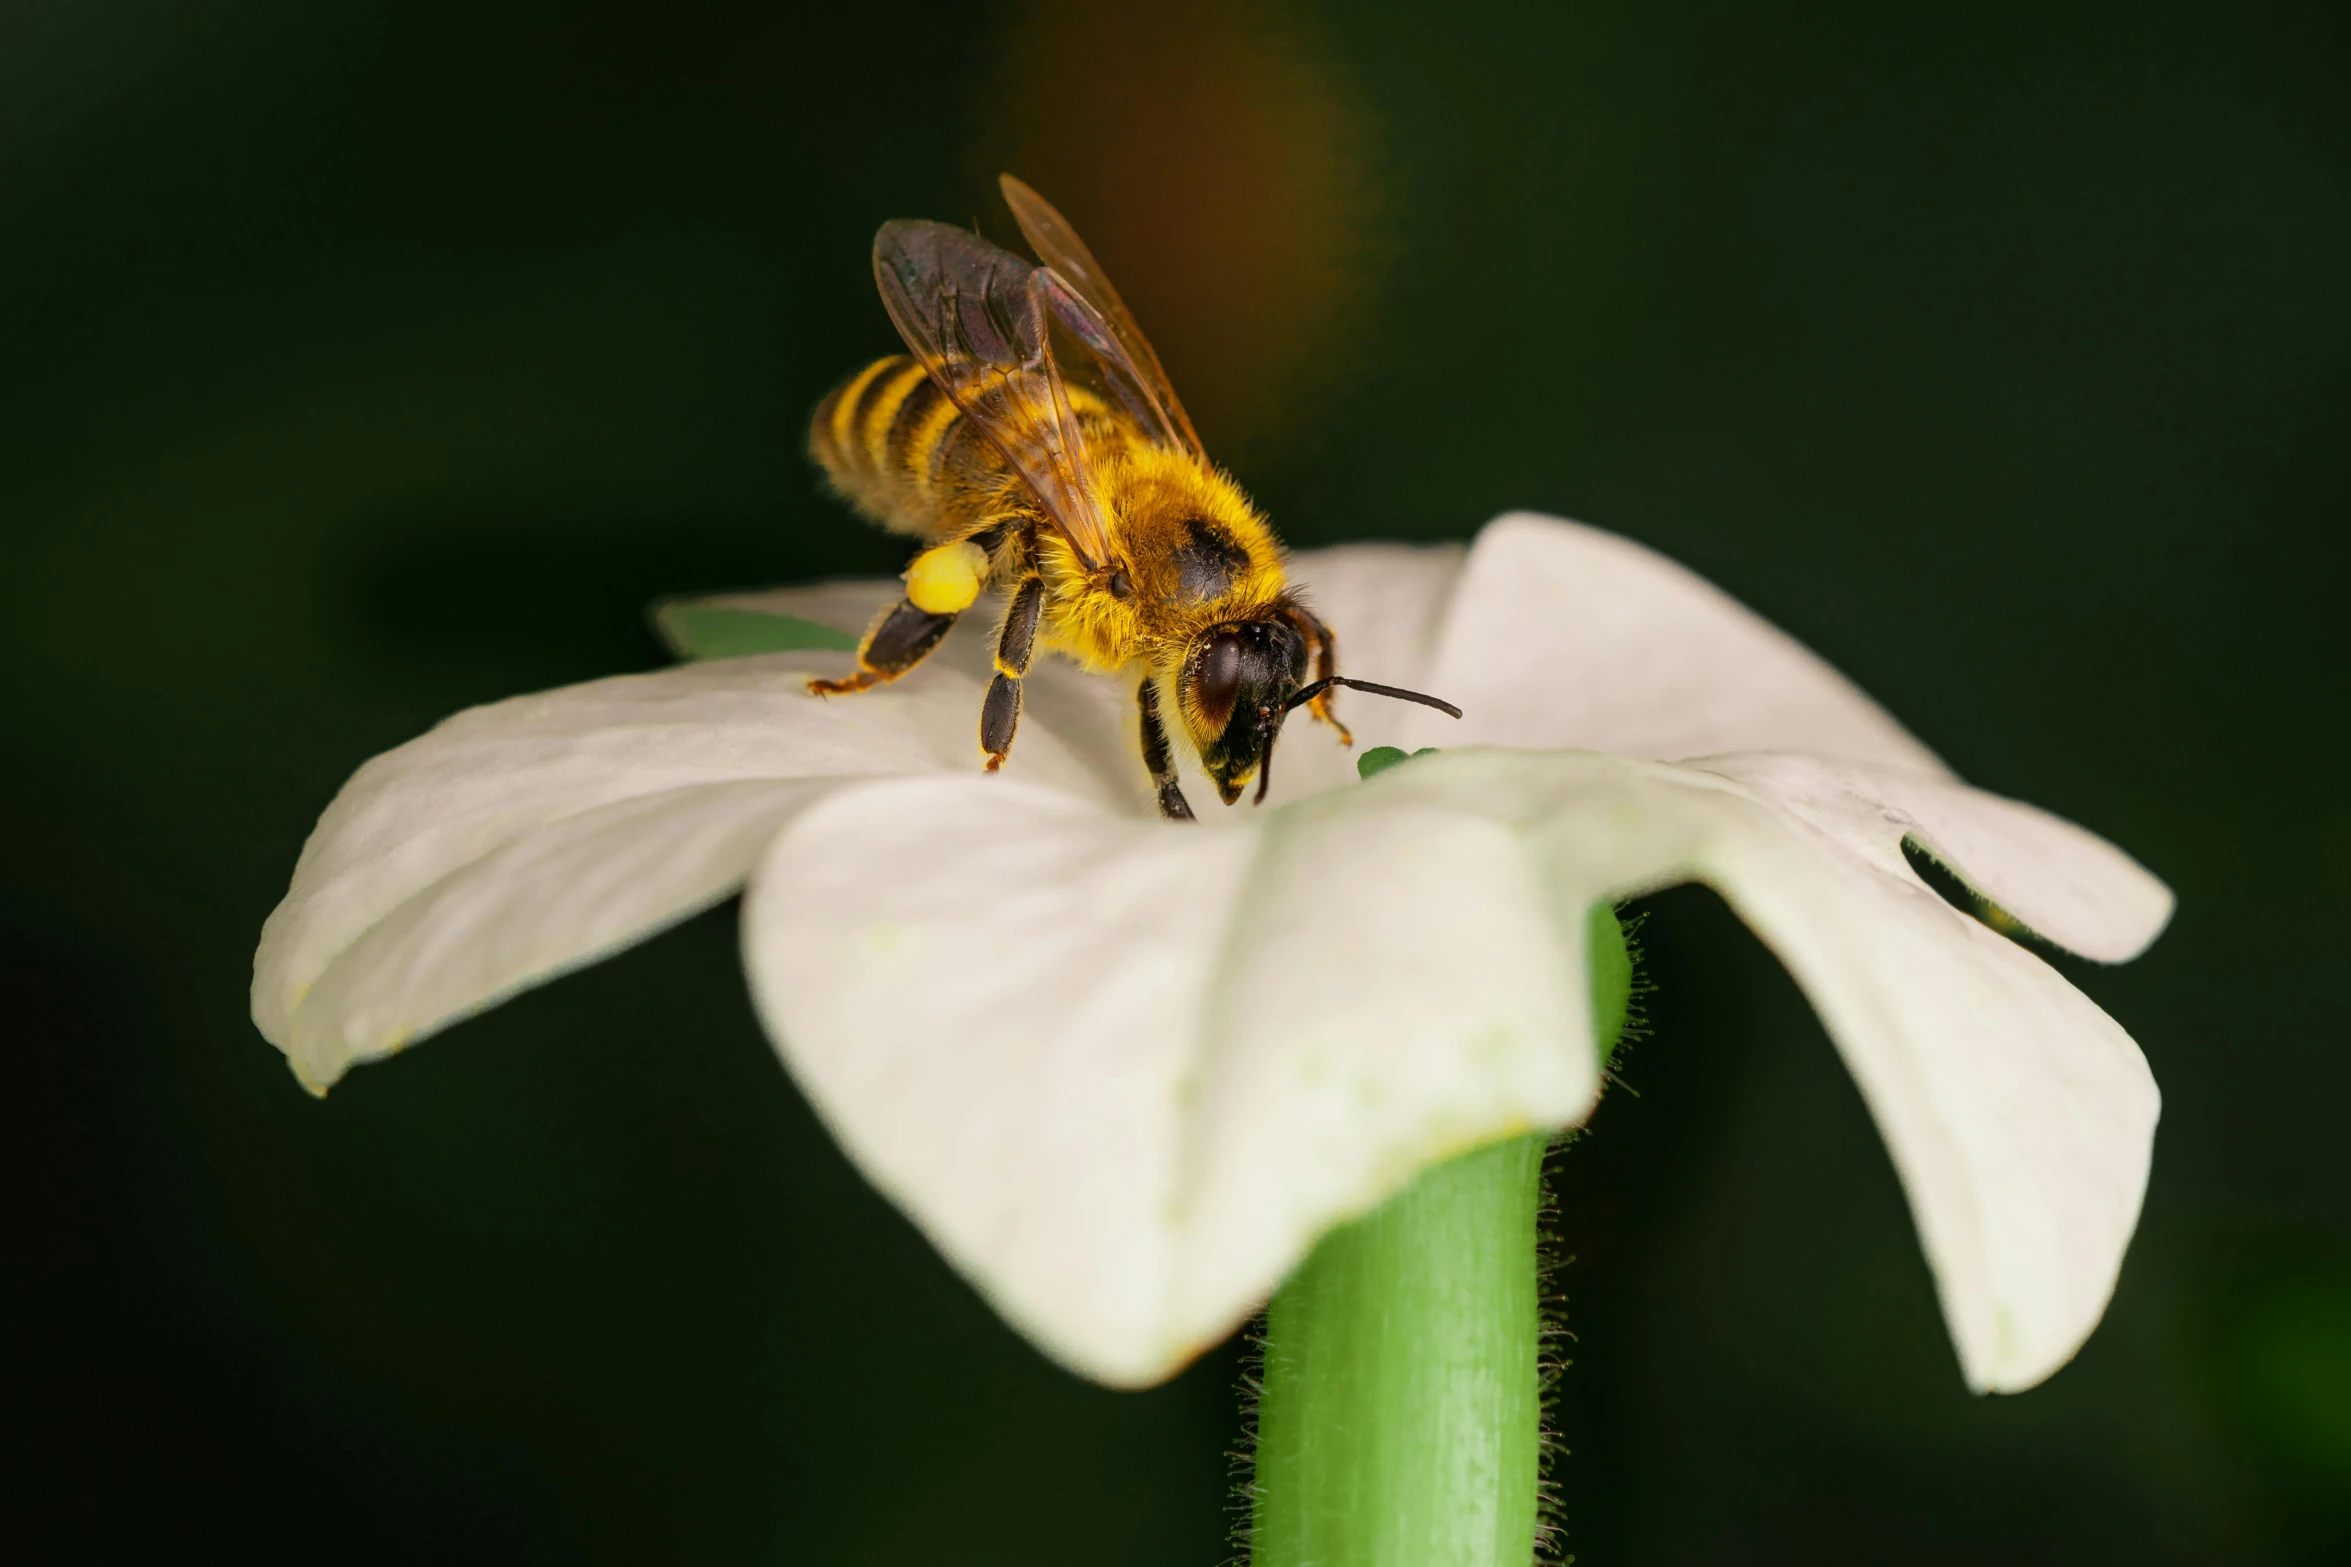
[1137,677,1196,822]
[980,573,1044,771]
[807,597,960,696]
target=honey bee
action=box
[807,175,1457,819]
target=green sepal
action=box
[1586,902,1632,1070]
[1356,745,1442,781]
[651,601,858,661]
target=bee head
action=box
[1179,618,1310,806]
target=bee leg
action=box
[980,573,1044,771]
[1286,604,1354,746]
[808,597,962,696]
[1137,677,1196,822]
[806,597,960,696]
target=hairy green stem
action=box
[1251,1133,1548,1566]
[1248,904,1631,1567]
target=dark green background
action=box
[5,1,2346,1561]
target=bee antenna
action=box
[1281,676,1463,720]
[1251,677,1460,808]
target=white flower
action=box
[250,512,2169,1396]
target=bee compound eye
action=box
[1191,628,1247,727]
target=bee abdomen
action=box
[810,355,976,535]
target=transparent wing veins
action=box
[872,219,1114,570]
[999,174,1205,459]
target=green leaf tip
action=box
[652,602,859,661]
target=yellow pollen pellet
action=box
[904,540,990,615]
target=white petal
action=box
[257,541,1475,1088]
[252,653,1131,1089]
[1174,781,1599,1335]
[1702,753,2174,963]
[1349,750,2160,1391]
[743,773,1604,1386]
[1409,513,1948,774]
[743,750,2155,1393]
[280,780,830,1090]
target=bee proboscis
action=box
[807,174,1458,818]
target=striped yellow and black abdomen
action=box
[810,355,994,539]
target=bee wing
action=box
[1000,174,1206,459]
[872,219,1113,571]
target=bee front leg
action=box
[1137,677,1196,821]
[1286,604,1354,746]
[980,573,1044,771]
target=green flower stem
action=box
[1251,1132,1548,1567]
[1249,903,1631,1567]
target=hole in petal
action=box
[1900,837,2061,958]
